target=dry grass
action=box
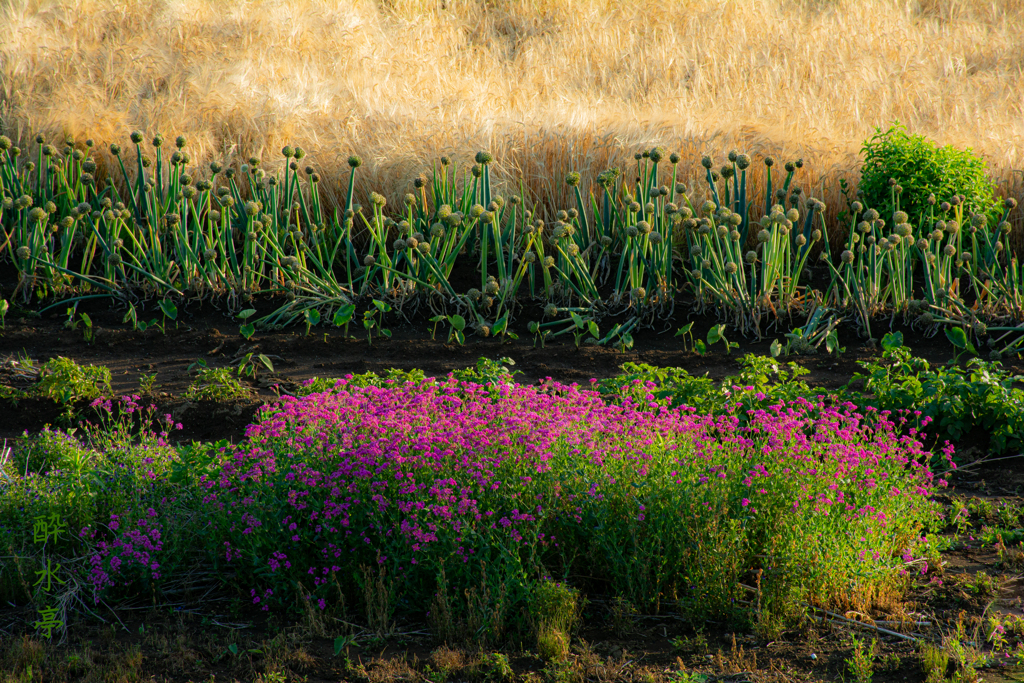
[2,0,1023,219]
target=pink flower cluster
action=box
[196,376,947,614]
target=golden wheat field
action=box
[1,0,1023,219]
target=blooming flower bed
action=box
[199,376,947,628]
[1,376,949,638]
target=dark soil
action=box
[2,296,1022,446]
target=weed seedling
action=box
[707,324,738,354]
[333,303,355,337]
[139,372,158,395]
[845,635,876,683]
[674,321,695,351]
[234,351,275,379]
[429,314,445,341]
[158,299,177,332]
[447,314,466,345]
[186,359,251,401]
[363,299,392,346]
[303,308,320,336]
[237,308,257,340]
[528,321,548,348]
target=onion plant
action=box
[1,132,1022,353]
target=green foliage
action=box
[449,357,521,386]
[237,308,257,340]
[706,324,738,354]
[845,635,877,683]
[848,333,1024,454]
[158,299,178,332]
[476,653,513,682]
[674,322,696,351]
[363,299,392,345]
[531,580,582,661]
[10,427,94,477]
[30,357,111,405]
[295,368,429,396]
[859,122,999,223]
[596,354,812,421]
[447,314,466,345]
[185,360,251,401]
[234,352,275,379]
[919,641,950,683]
[0,403,180,605]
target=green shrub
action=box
[30,357,111,404]
[596,354,814,421]
[185,364,251,401]
[858,121,999,224]
[531,580,582,660]
[848,332,1024,456]
[11,427,94,477]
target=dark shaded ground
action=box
[3,295,1022,445]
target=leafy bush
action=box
[10,427,94,477]
[847,333,1024,456]
[0,396,180,606]
[30,357,112,405]
[185,364,251,401]
[858,121,999,224]
[596,354,816,422]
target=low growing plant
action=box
[848,332,1024,455]
[30,357,112,407]
[185,359,251,401]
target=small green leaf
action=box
[674,322,694,337]
[333,304,355,326]
[237,308,257,321]
[881,331,903,352]
[946,327,969,350]
[227,644,238,656]
[825,329,839,354]
[588,321,600,338]
[570,312,584,329]
[158,300,178,321]
[707,324,724,345]
[449,314,466,331]
[304,309,321,326]
[258,354,275,373]
[694,339,707,355]
[429,315,445,323]
[240,323,255,340]
[770,339,782,357]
